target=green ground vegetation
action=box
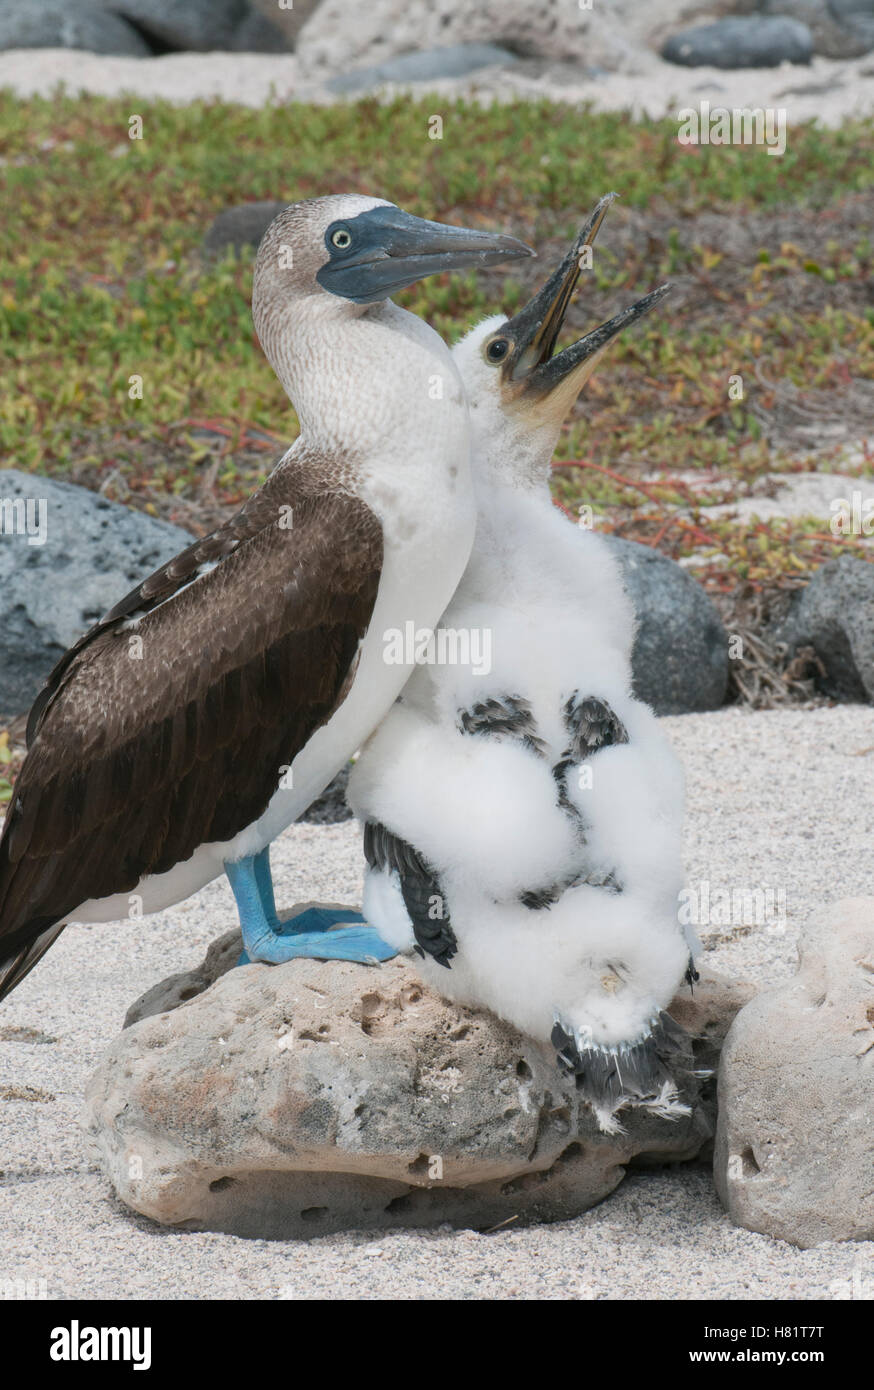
[1,93,871,591]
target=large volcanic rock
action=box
[84,920,753,1239]
[715,897,874,1247]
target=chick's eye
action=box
[485,338,510,364]
[331,227,352,249]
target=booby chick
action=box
[348,197,697,1133]
[0,195,532,1001]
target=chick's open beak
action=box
[498,193,670,404]
[502,192,617,381]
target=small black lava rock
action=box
[662,15,813,68]
[603,537,729,715]
[774,554,874,702]
[300,766,353,824]
[0,2,151,56]
[203,202,289,259]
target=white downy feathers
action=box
[349,285,696,1133]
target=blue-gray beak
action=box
[316,205,534,304]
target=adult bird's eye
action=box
[331,227,352,250]
[485,337,510,364]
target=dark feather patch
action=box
[551,1010,694,1112]
[457,695,546,757]
[563,693,629,760]
[520,865,623,910]
[520,885,561,911]
[529,695,630,908]
[364,821,456,968]
[552,693,629,816]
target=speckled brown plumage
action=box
[0,452,382,999]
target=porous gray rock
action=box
[715,897,874,1248]
[202,201,288,258]
[124,925,254,1024]
[662,15,813,67]
[0,2,151,56]
[603,537,729,715]
[327,44,518,94]
[87,926,751,1239]
[0,470,192,714]
[103,0,247,51]
[775,554,874,702]
[670,968,758,1087]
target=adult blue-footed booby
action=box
[0,194,532,1001]
[348,197,697,1133]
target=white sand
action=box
[1,46,873,128]
[1,704,872,1300]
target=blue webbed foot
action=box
[227,849,397,966]
[277,905,366,935]
[240,924,397,966]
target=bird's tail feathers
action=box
[551,1008,696,1135]
[0,924,67,1005]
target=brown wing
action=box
[25,457,304,747]
[0,469,383,1001]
